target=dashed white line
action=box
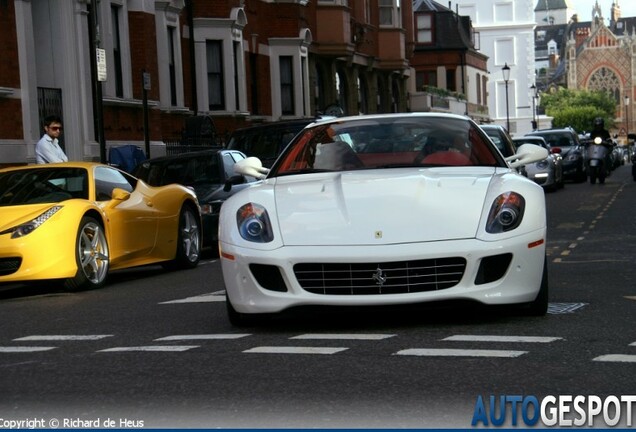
[442,335,561,343]
[0,347,57,353]
[154,334,250,341]
[97,346,199,352]
[13,335,113,341]
[159,294,225,304]
[244,346,348,355]
[395,348,527,358]
[290,334,395,340]
[593,354,636,363]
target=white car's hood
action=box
[273,168,497,246]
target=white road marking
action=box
[395,348,527,358]
[593,354,636,363]
[13,335,113,341]
[97,346,199,352]
[290,334,395,340]
[244,346,348,355]
[442,335,561,343]
[159,293,225,304]
[154,334,250,341]
[0,346,57,353]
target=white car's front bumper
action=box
[220,229,546,314]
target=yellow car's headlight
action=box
[1,206,63,239]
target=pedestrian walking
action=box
[35,115,68,164]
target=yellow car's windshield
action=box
[0,167,88,206]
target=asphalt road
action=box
[1,164,636,428]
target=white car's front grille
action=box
[293,258,466,295]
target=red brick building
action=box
[0,0,414,165]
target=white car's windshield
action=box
[269,116,505,176]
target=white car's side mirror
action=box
[234,157,270,180]
[505,144,549,168]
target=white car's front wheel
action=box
[521,256,548,316]
[226,293,260,327]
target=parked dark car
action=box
[480,124,526,176]
[479,124,517,158]
[226,118,319,167]
[526,127,587,182]
[133,148,257,249]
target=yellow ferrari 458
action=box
[0,162,202,291]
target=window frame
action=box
[415,12,433,44]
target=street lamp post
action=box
[531,84,538,130]
[502,63,511,132]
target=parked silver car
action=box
[525,128,587,182]
[512,135,564,191]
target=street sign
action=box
[143,72,151,91]
[96,48,107,82]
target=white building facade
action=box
[451,0,538,136]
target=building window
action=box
[476,73,481,104]
[379,0,400,27]
[302,57,308,116]
[207,41,225,111]
[589,67,621,104]
[416,70,437,89]
[280,56,294,115]
[111,5,123,98]
[358,76,368,114]
[446,68,456,92]
[250,52,259,115]
[416,13,433,43]
[168,27,177,106]
[234,41,240,112]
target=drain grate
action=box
[548,302,588,314]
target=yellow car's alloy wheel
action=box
[66,216,109,291]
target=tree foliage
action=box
[539,88,616,133]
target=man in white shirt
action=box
[35,115,68,164]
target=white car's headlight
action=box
[1,206,63,239]
[237,203,274,243]
[486,192,525,233]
